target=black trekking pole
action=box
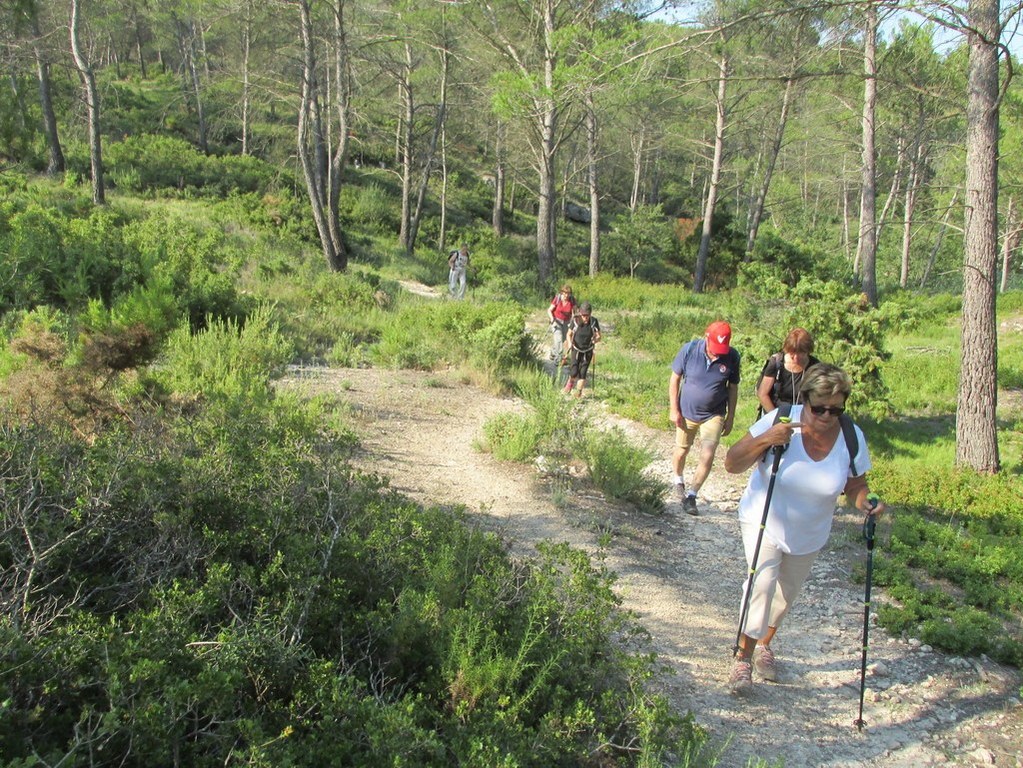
[854,493,881,731]
[733,417,790,656]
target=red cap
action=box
[705,321,732,355]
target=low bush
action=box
[583,427,666,513]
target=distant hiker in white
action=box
[448,243,470,300]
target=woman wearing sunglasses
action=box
[722,363,886,693]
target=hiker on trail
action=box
[668,321,740,516]
[722,364,886,694]
[756,327,820,415]
[547,284,576,361]
[563,301,600,398]
[448,244,470,300]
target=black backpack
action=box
[768,402,862,476]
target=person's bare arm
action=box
[757,375,777,413]
[845,475,887,516]
[724,420,801,473]
[669,372,683,427]
[723,382,738,436]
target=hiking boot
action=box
[753,645,778,682]
[672,483,686,504]
[729,659,753,694]
[682,494,699,516]
[562,379,574,394]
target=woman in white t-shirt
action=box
[723,364,887,693]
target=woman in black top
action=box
[756,327,819,413]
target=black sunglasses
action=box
[808,403,845,416]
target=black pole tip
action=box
[854,718,867,731]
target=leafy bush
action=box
[155,304,293,404]
[583,427,666,513]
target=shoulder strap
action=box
[840,414,859,476]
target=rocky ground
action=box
[280,284,1022,766]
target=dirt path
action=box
[282,363,1023,768]
[284,278,1021,766]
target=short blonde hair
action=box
[799,363,851,402]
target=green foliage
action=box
[106,135,286,195]
[373,300,532,373]
[346,182,399,234]
[0,372,692,764]
[155,305,293,404]
[583,428,666,513]
[481,372,580,462]
[602,204,679,279]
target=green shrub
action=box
[583,427,666,513]
[155,304,293,403]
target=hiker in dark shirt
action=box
[563,301,601,398]
[756,327,820,415]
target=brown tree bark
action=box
[694,51,727,294]
[856,2,878,306]
[956,0,1000,472]
[70,0,104,205]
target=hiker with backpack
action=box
[756,327,820,416]
[547,284,576,361]
[448,243,470,300]
[722,363,886,694]
[563,301,600,397]
[668,321,741,515]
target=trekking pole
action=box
[854,493,881,731]
[733,416,790,657]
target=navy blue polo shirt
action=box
[671,338,741,422]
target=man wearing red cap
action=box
[668,320,740,515]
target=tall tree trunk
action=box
[398,43,415,251]
[957,0,1000,472]
[630,124,644,212]
[857,2,878,305]
[746,75,794,256]
[493,125,505,236]
[325,0,351,267]
[29,4,64,175]
[1001,197,1021,293]
[70,0,104,205]
[920,190,958,289]
[132,4,147,78]
[439,122,448,251]
[241,1,251,155]
[407,44,448,256]
[534,0,557,285]
[694,51,727,294]
[875,136,905,244]
[586,93,600,277]
[899,143,924,288]
[296,0,345,271]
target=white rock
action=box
[908,638,922,648]
[919,644,933,653]
[969,747,996,764]
[869,661,890,677]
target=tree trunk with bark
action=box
[70,0,104,204]
[1001,197,1021,293]
[694,51,727,294]
[586,93,600,277]
[857,3,878,305]
[29,3,64,175]
[956,0,1000,472]
[295,0,346,271]
[746,75,793,256]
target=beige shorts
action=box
[675,414,725,449]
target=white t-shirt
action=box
[737,405,872,555]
